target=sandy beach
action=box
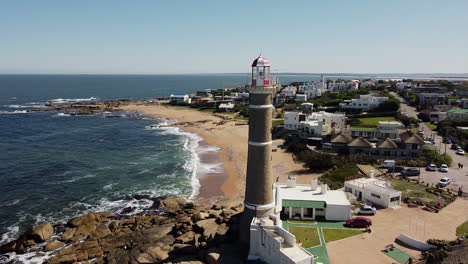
[121,103,321,204]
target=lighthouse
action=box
[240,55,276,247]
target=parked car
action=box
[418,129,424,136]
[443,138,452,144]
[456,149,465,155]
[426,164,437,171]
[451,144,460,150]
[387,166,405,173]
[400,168,420,177]
[439,164,449,173]
[437,177,451,187]
[355,206,376,215]
[346,217,372,228]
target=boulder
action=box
[205,248,221,264]
[161,196,186,211]
[60,227,76,241]
[176,231,195,244]
[90,223,112,239]
[44,240,65,251]
[195,219,218,240]
[191,212,210,222]
[29,222,54,243]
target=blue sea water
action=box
[0,74,324,244]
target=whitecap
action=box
[49,97,97,104]
[53,113,71,117]
[0,110,29,114]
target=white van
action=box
[380,160,396,168]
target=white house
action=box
[429,111,447,122]
[344,177,402,208]
[360,80,376,87]
[218,102,235,112]
[170,94,191,104]
[277,178,352,221]
[328,81,359,91]
[298,82,323,99]
[295,94,307,102]
[284,103,346,136]
[348,121,405,139]
[280,85,298,97]
[339,95,388,111]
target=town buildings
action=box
[284,103,345,136]
[447,109,468,120]
[325,130,426,158]
[339,95,389,111]
[347,121,405,139]
[418,93,447,106]
[360,80,376,87]
[328,80,359,91]
[298,82,323,99]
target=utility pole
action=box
[444,130,448,155]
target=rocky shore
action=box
[27,100,132,116]
[0,197,249,264]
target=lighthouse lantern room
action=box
[251,56,271,87]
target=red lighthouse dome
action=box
[251,56,270,67]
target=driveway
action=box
[327,198,468,264]
[418,166,468,192]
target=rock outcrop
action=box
[0,197,246,264]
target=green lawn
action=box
[288,226,321,248]
[357,116,396,127]
[391,179,437,200]
[424,122,437,131]
[456,220,468,236]
[288,220,317,225]
[322,228,364,243]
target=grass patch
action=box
[357,116,396,127]
[272,119,284,127]
[391,179,437,200]
[321,164,360,189]
[424,122,437,131]
[322,228,363,243]
[456,221,468,236]
[288,220,317,225]
[288,226,321,248]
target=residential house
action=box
[418,93,447,106]
[429,111,447,122]
[456,88,468,97]
[218,102,235,112]
[339,95,389,111]
[348,121,405,139]
[170,94,192,104]
[280,85,297,97]
[412,86,447,94]
[298,82,323,98]
[284,103,345,136]
[360,80,376,87]
[396,82,416,91]
[344,177,401,208]
[327,130,425,158]
[295,94,307,102]
[447,109,468,120]
[328,81,359,91]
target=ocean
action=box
[0,74,328,245]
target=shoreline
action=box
[122,103,322,205]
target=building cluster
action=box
[397,81,468,120]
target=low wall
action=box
[396,233,437,251]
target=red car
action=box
[346,217,372,228]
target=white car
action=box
[426,164,437,171]
[438,177,451,187]
[439,164,449,173]
[456,149,465,155]
[355,205,377,215]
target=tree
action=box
[374,98,400,112]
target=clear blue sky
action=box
[1,0,467,74]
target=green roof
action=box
[448,109,468,114]
[282,200,325,208]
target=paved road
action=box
[392,92,468,191]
